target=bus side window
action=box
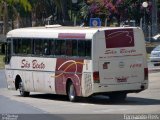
[13,39,21,54]
[21,39,32,54]
[60,40,66,56]
[43,39,50,55]
[50,40,55,56]
[34,39,44,55]
[55,39,66,56]
[85,40,91,58]
[34,39,39,55]
[78,40,85,57]
[5,39,11,64]
[72,40,77,56]
[55,40,61,55]
[66,40,72,56]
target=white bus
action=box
[5,25,148,102]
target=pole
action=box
[152,0,158,36]
[74,14,77,26]
[105,18,107,27]
[140,18,143,29]
[148,25,151,42]
[144,9,146,29]
[142,2,148,35]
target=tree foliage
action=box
[0,0,32,34]
[80,0,153,26]
[29,0,70,25]
[7,0,31,11]
[0,0,159,30]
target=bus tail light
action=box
[93,71,100,83]
[144,68,148,80]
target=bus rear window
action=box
[105,29,134,48]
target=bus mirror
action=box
[3,56,7,64]
[3,56,9,64]
[3,57,5,63]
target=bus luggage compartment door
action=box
[98,58,144,85]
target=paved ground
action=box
[0,70,46,114]
[0,68,160,120]
[0,71,160,114]
[0,70,7,88]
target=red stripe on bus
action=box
[55,58,84,96]
[58,33,86,39]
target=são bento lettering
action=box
[21,59,45,69]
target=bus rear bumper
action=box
[83,82,148,97]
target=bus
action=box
[4,25,148,102]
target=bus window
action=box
[13,39,21,54]
[13,38,32,55]
[85,40,91,57]
[66,40,72,56]
[21,39,32,54]
[60,40,66,56]
[72,40,77,56]
[34,39,44,55]
[5,39,11,64]
[43,39,50,55]
[55,40,61,55]
[50,40,55,56]
[78,40,85,56]
[55,40,66,56]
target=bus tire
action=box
[67,82,77,102]
[109,92,126,102]
[19,81,30,97]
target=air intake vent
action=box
[45,24,62,28]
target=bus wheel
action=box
[67,82,77,102]
[19,81,30,97]
[109,92,126,102]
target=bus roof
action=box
[7,26,138,39]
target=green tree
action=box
[30,0,70,26]
[80,0,152,26]
[0,0,31,34]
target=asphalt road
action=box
[0,70,7,89]
[0,70,46,115]
[0,66,160,120]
